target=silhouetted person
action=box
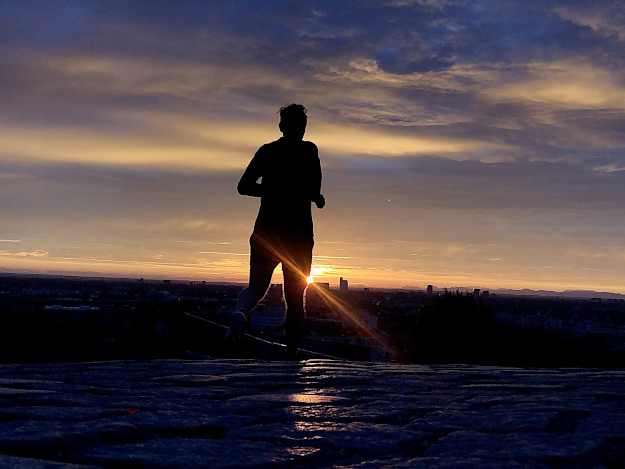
[227,104,325,356]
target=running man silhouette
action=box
[227,104,325,355]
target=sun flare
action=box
[307,266,326,285]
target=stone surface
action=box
[0,359,624,467]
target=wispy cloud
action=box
[593,164,625,173]
[484,61,625,110]
[0,250,48,258]
[554,4,625,41]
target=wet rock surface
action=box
[0,360,624,468]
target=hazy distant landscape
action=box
[2,273,624,367]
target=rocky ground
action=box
[0,359,624,468]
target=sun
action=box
[306,266,325,285]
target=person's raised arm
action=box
[237,146,264,197]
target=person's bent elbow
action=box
[237,180,246,196]
[238,180,262,197]
[237,179,253,196]
[313,194,325,209]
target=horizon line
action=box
[2,269,625,299]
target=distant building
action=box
[339,277,349,292]
[473,289,480,300]
[250,305,285,330]
[482,290,489,300]
[427,285,433,296]
[363,288,370,293]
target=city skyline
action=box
[2,1,625,293]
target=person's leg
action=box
[227,263,276,340]
[283,269,308,353]
[227,230,279,339]
[282,237,313,353]
[236,262,276,313]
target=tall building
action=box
[339,277,349,292]
[250,306,285,330]
[427,285,433,296]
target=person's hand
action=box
[314,194,325,209]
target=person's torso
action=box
[256,138,317,229]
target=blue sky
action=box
[1,0,625,291]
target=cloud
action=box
[322,156,625,213]
[594,164,625,173]
[312,123,508,159]
[555,4,625,42]
[0,124,251,170]
[484,60,625,110]
[0,250,48,258]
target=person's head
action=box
[278,104,307,140]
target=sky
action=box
[1,0,625,292]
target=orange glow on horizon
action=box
[307,266,326,285]
[4,251,625,294]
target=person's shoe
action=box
[225,310,246,340]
